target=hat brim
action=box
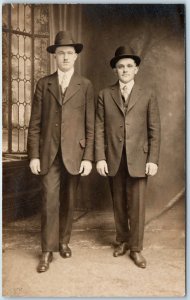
[47,43,83,54]
[110,55,141,68]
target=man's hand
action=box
[96,160,108,176]
[145,162,158,176]
[29,158,41,175]
[79,160,92,176]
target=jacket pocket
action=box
[79,139,86,148]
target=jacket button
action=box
[55,124,58,127]
[119,138,122,142]
[120,125,123,127]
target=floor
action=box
[2,199,185,297]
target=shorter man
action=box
[95,46,161,268]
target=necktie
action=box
[122,85,129,102]
[60,74,68,94]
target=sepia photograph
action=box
[2,3,185,297]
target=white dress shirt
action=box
[119,79,135,97]
[58,67,74,91]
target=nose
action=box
[63,53,69,60]
[123,66,128,73]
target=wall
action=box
[4,4,184,221]
[77,4,185,214]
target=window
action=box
[2,4,50,155]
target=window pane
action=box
[19,57,25,80]
[25,82,31,103]
[18,129,25,152]
[12,129,19,152]
[12,34,19,56]
[12,56,19,79]
[34,38,49,82]
[11,4,19,30]
[25,36,32,59]
[25,104,31,126]
[25,5,31,33]
[3,31,8,152]
[11,4,31,33]
[19,104,25,127]
[24,129,28,152]
[12,104,18,126]
[2,4,8,29]
[18,81,24,104]
[34,5,49,34]
[12,80,18,104]
[18,34,25,57]
[18,5,25,32]
[3,129,8,153]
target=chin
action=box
[121,79,129,83]
[61,66,71,72]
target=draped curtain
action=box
[49,4,82,73]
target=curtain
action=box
[49,4,82,73]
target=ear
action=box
[74,53,78,61]
[113,68,118,75]
[134,66,139,75]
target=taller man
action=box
[95,46,161,268]
[27,31,94,272]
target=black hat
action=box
[110,45,141,68]
[47,31,83,54]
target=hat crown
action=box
[54,31,75,46]
[110,45,141,68]
[47,30,83,54]
[115,45,136,57]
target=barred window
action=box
[2,4,50,155]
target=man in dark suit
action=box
[27,31,94,272]
[95,46,161,268]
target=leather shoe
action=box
[113,242,129,257]
[130,251,146,268]
[60,244,72,258]
[37,252,53,273]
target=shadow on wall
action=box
[78,4,185,212]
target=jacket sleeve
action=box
[82,80,95,161]
[147,90,161,165]
[27,78,43,159]
[95,90,106,162]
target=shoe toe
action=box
[60,244,72,258]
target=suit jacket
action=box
[95,81,161,177]
[27,71,95,175]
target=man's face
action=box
[54,46,78,72]
[114,58,139,83]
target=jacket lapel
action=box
[63,73,81,105]
[47,72,62,106]
[110,82,125,115]
[127,84,142,113]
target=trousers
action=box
[109,151,147,252]
[41,149,80,251]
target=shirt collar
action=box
[119,79,135,93]
[58,67,74,84]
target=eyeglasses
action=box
[56,51,76,56]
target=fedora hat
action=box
[110,45,141,68]
[47,31,83,54]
